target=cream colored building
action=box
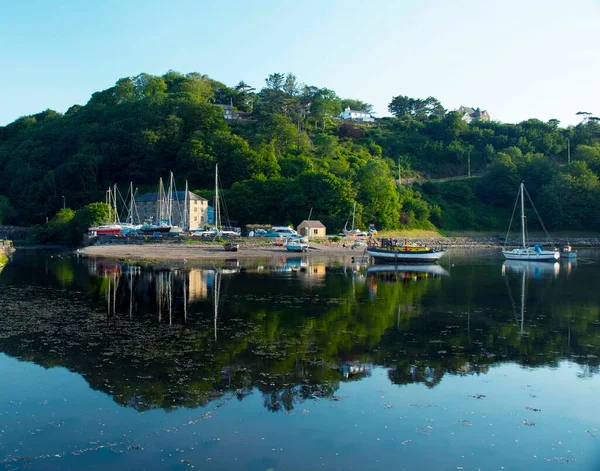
[136,191,208,230]
[297,220,326,238]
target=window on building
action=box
[313,229,318,235]
[194,217,197,221]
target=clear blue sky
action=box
[1,0,598,126]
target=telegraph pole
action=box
[467,151,471,177]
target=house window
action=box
[194,207,197,212]
[313,229,318,235]
[194,217,197,221]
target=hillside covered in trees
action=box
[1,71,599,233]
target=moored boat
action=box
[224,242,239,252]
[501,182,559,261]
[561,244,577,259]
[366,239,446,263]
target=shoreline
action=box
[77,235,600,262]
[79,241,358,261]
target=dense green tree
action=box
[72,202,111,236]
[340,99,373,114]
[388,95,444,119]
[0,195,16,224]
[356,160,400,228]
[537,162,600,230]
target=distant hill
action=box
[1,71,599,231]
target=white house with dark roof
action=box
[339,106,374,123]
[458,106,490,123]
[136,191,208,230]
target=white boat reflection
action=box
[502,260,560,335]
[367,264,449,277]
[502,260,560,279]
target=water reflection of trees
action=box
[0,254,598,412]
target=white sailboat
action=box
[502,182,560,261]
[120,182,142,232]
[141,178,172,234]
[88,187,122,235]
[212,164,240,238]
[166,172,183,234]
[343,202,364,237]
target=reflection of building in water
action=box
[89,263,215,323]
[456,362,489,375]
[299,262,327,287]
[187,269,209,301]
[88,259,122,276]
[339,363,371,379]
[221,259,241,274]
[389,364,444,388]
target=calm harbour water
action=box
[0,249,599,470]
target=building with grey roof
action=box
[135,191,208,230]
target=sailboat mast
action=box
[157,178,163,223]
[214,164,220,231]
[106,189,111,223]
[113,184,118,224]
[352,202,356,231]
[129,182,134,224]
[520,270,526,334]
[167,172,174,225]
[184,180,188,231]
[520,182,526,248]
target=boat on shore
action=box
[343,202,366,237]
[89,187,122,235]
[366,239,446,263]
[223,242,239,252]
[502,182,559,261]
[285,238,309,253]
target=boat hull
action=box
[286,244,308,252]
[502,249,560,261]
[140,226,172,235]
[89,225,122,235]
[366,248,447,263]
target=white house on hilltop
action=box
[339,106,374,123]
[458,106,490,123]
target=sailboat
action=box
[502,182,560,261]
[344,202,365,237]
[120,182,142,233]
[88,187,122,235]
[212,164,240,238]
[141,178,172,234]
